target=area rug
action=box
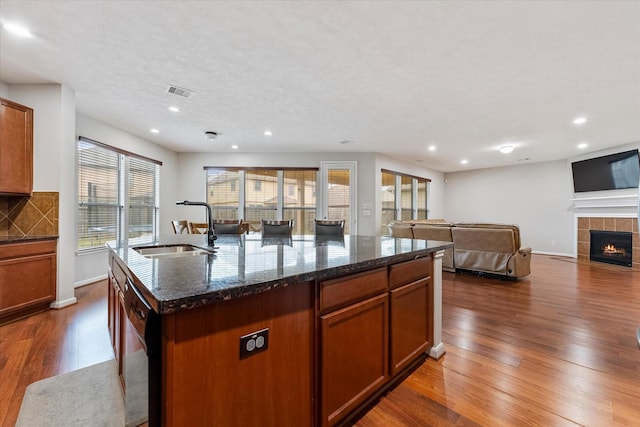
[16,359,125,427]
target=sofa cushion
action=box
[412,224,453,242]
[451,227,517,274]
[453,223,521,249]
[388,223,414,238]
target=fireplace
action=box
[590,230,633,267]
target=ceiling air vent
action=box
[165,84,194,98]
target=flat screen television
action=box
[571,149,640,193]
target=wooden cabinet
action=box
[0,240,57,324]
[320,293,389,427]
[319,257,434,426]
[162,282,314,426]
[319,268,389,427]
[389,257,433,375]
[107,256,126,389]
[0,98,33,196]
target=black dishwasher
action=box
[123,277,160,426]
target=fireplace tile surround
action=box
[577,217,639,269]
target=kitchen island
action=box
[108,234,451,427]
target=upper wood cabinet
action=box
[0,98,33,196]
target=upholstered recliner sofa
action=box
[388,221,531,278]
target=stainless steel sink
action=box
[133,244,214,258]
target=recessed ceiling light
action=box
[573,117,587,125]
[204,131,217,140]
[2,22,33,38]
[460,159,468,165]
[264,130,272,136]
[577,142,588,149]
[338,140,354,145]
[150,128,160,134]
[231,145,239,150]
[168,106,180,112]
[499,145,514,154]
[428,145,436,152]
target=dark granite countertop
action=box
[107,234,453,314]
[0,235,59,244]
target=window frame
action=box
[380,169,431,235]
[205,166,318,235]
[76,136,161,252]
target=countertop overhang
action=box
[108,234,452,314]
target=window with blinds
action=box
[380,169,430,235]
[283,170,316,235]
[206,169,239,220]
[381,171,396,235]
[77,137,160,250]
[205,167,317,234]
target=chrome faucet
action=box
[176,201,217,247]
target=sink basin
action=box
[133,244,214,259]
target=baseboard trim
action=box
[50,297,77,310]
[532,251,574,257]
[75,274,108,288]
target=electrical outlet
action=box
[239,328,269,359]
[551,240,557,246]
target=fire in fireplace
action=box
[590,230,633,267]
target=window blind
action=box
[77,139,120,249]
[77,138,159,250]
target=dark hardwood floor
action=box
[1,254,639,426]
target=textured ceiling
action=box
[1,1,638,172]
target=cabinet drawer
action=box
[320,268,387,314]
[389,256,432,289]
[0,240,56,261]
[111,257,127,290]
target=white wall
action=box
[7,84,77,306]
[444,160,574,255]
[75,113,179,284]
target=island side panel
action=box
[161,282,314,427]
[429,250,446,359]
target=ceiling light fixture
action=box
[150,128,159,134]
[2,22,33,38]
[231,145,239,150]
[461,159,468,165]
[264,130,272,136]
[168,106,180,112]
[428,145,436,152]
[577,142,588,149]
[205,131,217,140]
[573,116,587,125]
[499,145,514,154]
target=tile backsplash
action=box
[0,192,59,237]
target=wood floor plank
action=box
[2,256,640,426]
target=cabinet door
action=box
[320,293,389,427]
[0,98,33,195]
[390,277,432,375]
[0,253,56,318]
[107,273,117,350]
